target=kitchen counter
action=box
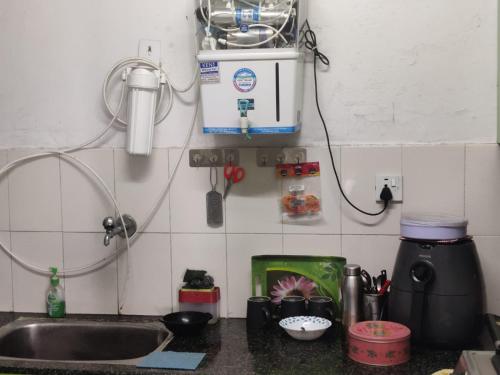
[0,312,464,375]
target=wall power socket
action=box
[375,175,403,202]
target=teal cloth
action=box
[137,351,206,370]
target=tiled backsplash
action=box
[0,144,498,317]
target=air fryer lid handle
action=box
[409,261,435,343]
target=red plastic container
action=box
[178,287,220,324]
[348,321,411,366]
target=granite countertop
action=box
[0,312,464,375]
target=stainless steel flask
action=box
[341,264,362,333]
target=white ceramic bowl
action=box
[279,316,332,341]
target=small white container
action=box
[178,287,220,324]
[279,316,331,341]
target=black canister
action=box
[388,215,484,348]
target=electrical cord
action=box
[304,23,393,216]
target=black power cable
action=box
[304,22,393,216]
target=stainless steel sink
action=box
[0,317,173,365]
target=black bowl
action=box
[160,311,213,335]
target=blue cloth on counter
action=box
[137,351,206,370]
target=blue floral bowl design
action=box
[279,316,332,341]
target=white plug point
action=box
[376,175,403,202]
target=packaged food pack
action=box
[277,162,322,224]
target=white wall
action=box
[0,0,497,149]
[0,144,499,316]
[0,1,498,317]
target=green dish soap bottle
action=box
[47,267,65,318]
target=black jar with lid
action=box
[388,215,484,349]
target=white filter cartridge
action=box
[125,67,161,156]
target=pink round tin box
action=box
[348,321,411,366]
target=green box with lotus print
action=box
[251,255,346,307]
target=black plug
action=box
[380,185,393,205]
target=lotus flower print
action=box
[270,276,317,304]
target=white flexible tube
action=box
[65,83,127,153]
[0,151,130,276]
[102,57,173,128]
[208,0,212,34]
[169,67,199,93]
[0,62,199,277]
[0,80,130,275]
[102,57,198,128]
[0,96,199,276]
[135,92,199,234]
[58,97,200,277]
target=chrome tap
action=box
[102,215,137,246]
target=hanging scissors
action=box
[223,164,245,200]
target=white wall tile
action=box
[402,145,465,216]
[473,236,500,315]
[0,232,13,311]
[341,235,400,278]
[284,235,341,257]
[341,147,402,235]
[11,232,63,312]
[117,233,172,315]
[8,150,62,231]
[171,234,227,316]
[5,144,499,315]
[466,145,500,235]
[0,151,9,231]
[226,149,282,234]
[169,149,225,233]
[283,147,341,235]
[114,149,170,233]
[61,149,115,232]
[63,233,118,314]
[226,234,282,318]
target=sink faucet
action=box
[102,215,137,246]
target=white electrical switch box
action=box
[376,175,403,202]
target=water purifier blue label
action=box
[203,126,298,135]
[253,8,260,22]
[233,68,257,93]
[235,8,260,26]
[199,61,220,84]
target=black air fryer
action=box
[388,215,484,349]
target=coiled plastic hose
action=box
[0,58,199,278]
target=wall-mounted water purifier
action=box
[195,0,307,136]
